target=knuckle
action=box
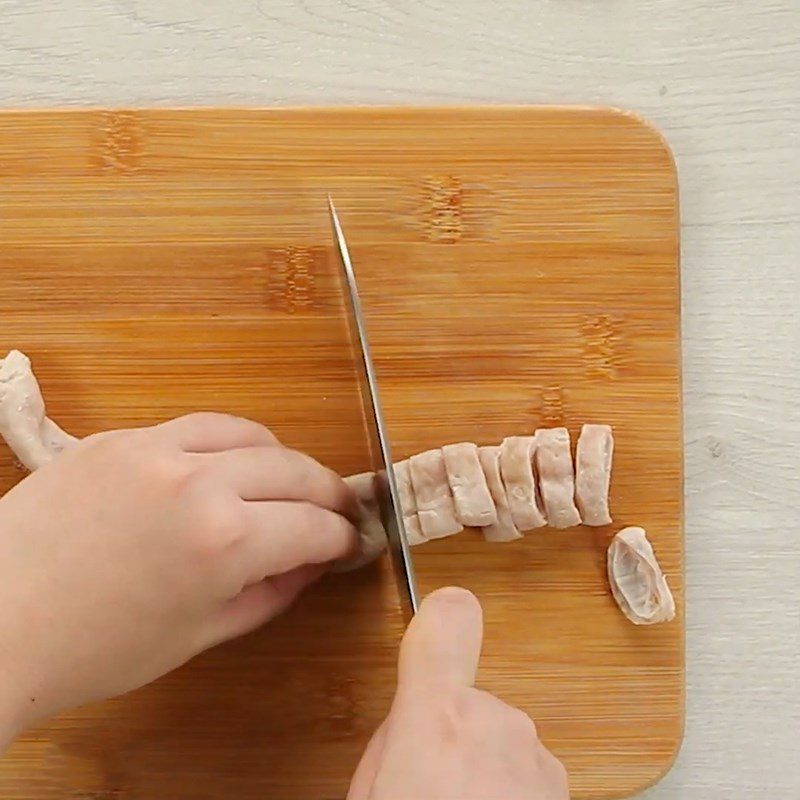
[84,427,133,453]
[429,692,467,743]
[465,691,538,740]
[179,411,229,426]
[462,688,500,717]
[507,706,538,738]
[282,450,341,502]
[328,470,354,511]
[151,451,193,487]
[322,463,344,489]
[325,511,358,556]
[85,429,148,469]
[298,501,350,542]
[177,412,278,447]
[454,689,483,717]
[83,429,199,497]
[330,507,355,538]
[189,494,247,558]
[79,428,113,448]
[286,449,315,490]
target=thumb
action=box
[397,586,483,693]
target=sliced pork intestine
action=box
[534,427,581,529]
[575,423,614,526]
[408,449,463,540]
[442,442,497,528]
[607,526,675,625]
[499,436,546,531]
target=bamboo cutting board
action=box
[0,107,682,800]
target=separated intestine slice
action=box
[607,526,675,625]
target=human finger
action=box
[157,413,279,452]
[397,587,484,694]
[202,446,357,521]
[238,500,358,580]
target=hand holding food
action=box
[0,412,357,747]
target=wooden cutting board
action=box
[0,107,682,800]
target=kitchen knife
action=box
[328,196,420,620]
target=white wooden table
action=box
[1,2,798,797]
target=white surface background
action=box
[1,1,799,797]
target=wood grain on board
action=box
[0,107,682,800]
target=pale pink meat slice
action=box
[409,449,464,540]
[393,459,426,545]
[534,427,581,529]
[442,442,498,527]
[499,436,546,531]
[575,424,614,526]
[607,526,675,625]
[332,472,387,572]
[477,446,522,542]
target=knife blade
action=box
[328,196,420,620]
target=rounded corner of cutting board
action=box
[599,105,678,182]
[619,721,686,800]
